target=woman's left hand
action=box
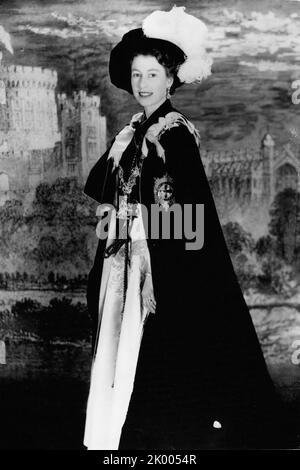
[141,274,156,314]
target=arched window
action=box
[275,163,298,193]
[0,80,6,105]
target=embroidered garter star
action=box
[154,174,175,211]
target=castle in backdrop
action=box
[200,133,300,235]
[0,62,106,206]
[0,61,299,227]
[202,136,300,207]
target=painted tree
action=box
[222,221,254,256]
[269,188,300,263]
[255,234,276,257]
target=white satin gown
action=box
[83,205,152,450]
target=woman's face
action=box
[131,55,173,117]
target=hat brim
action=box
[109,28,185,94]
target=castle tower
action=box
[57,92,81,178]
[57,91,107,182]
[0,64,61,195]
[261,132,275,204]
[251,159,263,205]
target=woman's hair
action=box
[129,40,186,95]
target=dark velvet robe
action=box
[83,99,293,449]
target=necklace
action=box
[117,136,146,219]
[118,155,141,195]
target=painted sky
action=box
[0,0,300,149]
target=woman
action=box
[83,7,293,450]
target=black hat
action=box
[108,28,186,94]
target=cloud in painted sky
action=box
[18,24,83,39]
[17,10,134,40]
[241,11,294,32]
[14,6,300,75]
[205,9,300,71]
[240,60,300,72]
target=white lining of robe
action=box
[84,206,151,450]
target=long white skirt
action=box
[84,208,151,450]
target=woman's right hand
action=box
[141,274,156,314]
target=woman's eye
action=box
[131,73,157,78]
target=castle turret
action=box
[57,90,107,182]
[0,63,61,193]
[0,64,60,146]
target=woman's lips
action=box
[138,92,153,97]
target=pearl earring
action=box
[166,87,171,99]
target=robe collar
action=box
[134,99,174,138]
[108,99,174,168]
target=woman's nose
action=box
[139,76,149,89]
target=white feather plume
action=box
[142,6,212,83]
